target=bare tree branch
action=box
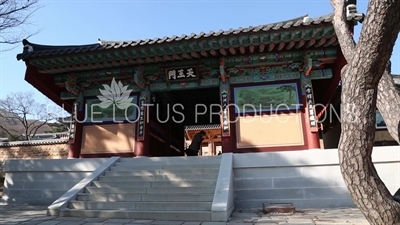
[375,71,400,144]
[355,1,400,85]
[330,0,356,60]
[0,91,58,141]
[0,123,20,140]
[0,0,42,50]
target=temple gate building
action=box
[17,13,350,158]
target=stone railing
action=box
[0,139,69,178]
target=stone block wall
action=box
[0,140,69,193]
[232,146,400,209]
[2,158,109,205]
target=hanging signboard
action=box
[305,85,318,132]
[221,90,230,137]
[137,97,146,141]
[166,67,199,82]
[68,104,77,143]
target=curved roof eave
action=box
[16,13,334,61]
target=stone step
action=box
[92,180,217,188]
[118,156,221,166]
[59,209,211,221]
[76,193,214,202]
[105,168,220,175]
[112,163,221,170]
[68,201,212,211]
[85,187,216,194]
[98,174,218,182]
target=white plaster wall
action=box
[232,146,400,209]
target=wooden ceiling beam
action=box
[191,52,200,58]
[185,129,222,143]
[219,48,227,56]
[295,40,306,49]
[323,37,337,47]
[259,44,265,53]
[229,47,236,55]
[249,46,255,54]
[305,39,316,48]
[182,53,192,59]
[172,54,182,60]
[163,55,172,61]
[236,61,291,68]
[154,56,162,62]
[145,57,154,63]
[276,42,285,51]
[210,50,218,56]
[314,38,327,48]
[239,46,245,54]
[311,28,323,39]
[200,51,208,57]
[291,30,301,41]
[202,138,222,143]
[318,57,336,64]
[285,41,295,50]
[199,41,207,50]
[268,43,275,51]
[119,59,126,65]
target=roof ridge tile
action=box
[17,13,334,60]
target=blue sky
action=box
[0,0,399,105]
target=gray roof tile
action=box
[16,13,333,61]
[0,139,68,147]
[185,124,221,131]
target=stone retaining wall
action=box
[2,158,109,205]
[233,146,400,209]
[0,140,69,178]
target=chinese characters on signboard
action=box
[221,90,230,137]
[137,97,146,140]
[69,105,77,143]
[69,122,76,142]
[305,85,317,130]
[166,67,198,82]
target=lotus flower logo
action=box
[97,78,133,110]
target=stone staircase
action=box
[57,156,223,221]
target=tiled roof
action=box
[0,139,68,147]
[185,124,221,131]
[16,13,333,61]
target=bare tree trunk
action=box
[377,71,400,143]
[332,0,400,144]
[340,66,400,224]
[331,0,400,224]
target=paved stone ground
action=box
[0,205,370,225]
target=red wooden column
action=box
[164,119,171,155]
[135,90,150,157]
[68,101,84,158]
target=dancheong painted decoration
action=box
[16,13,356,157]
